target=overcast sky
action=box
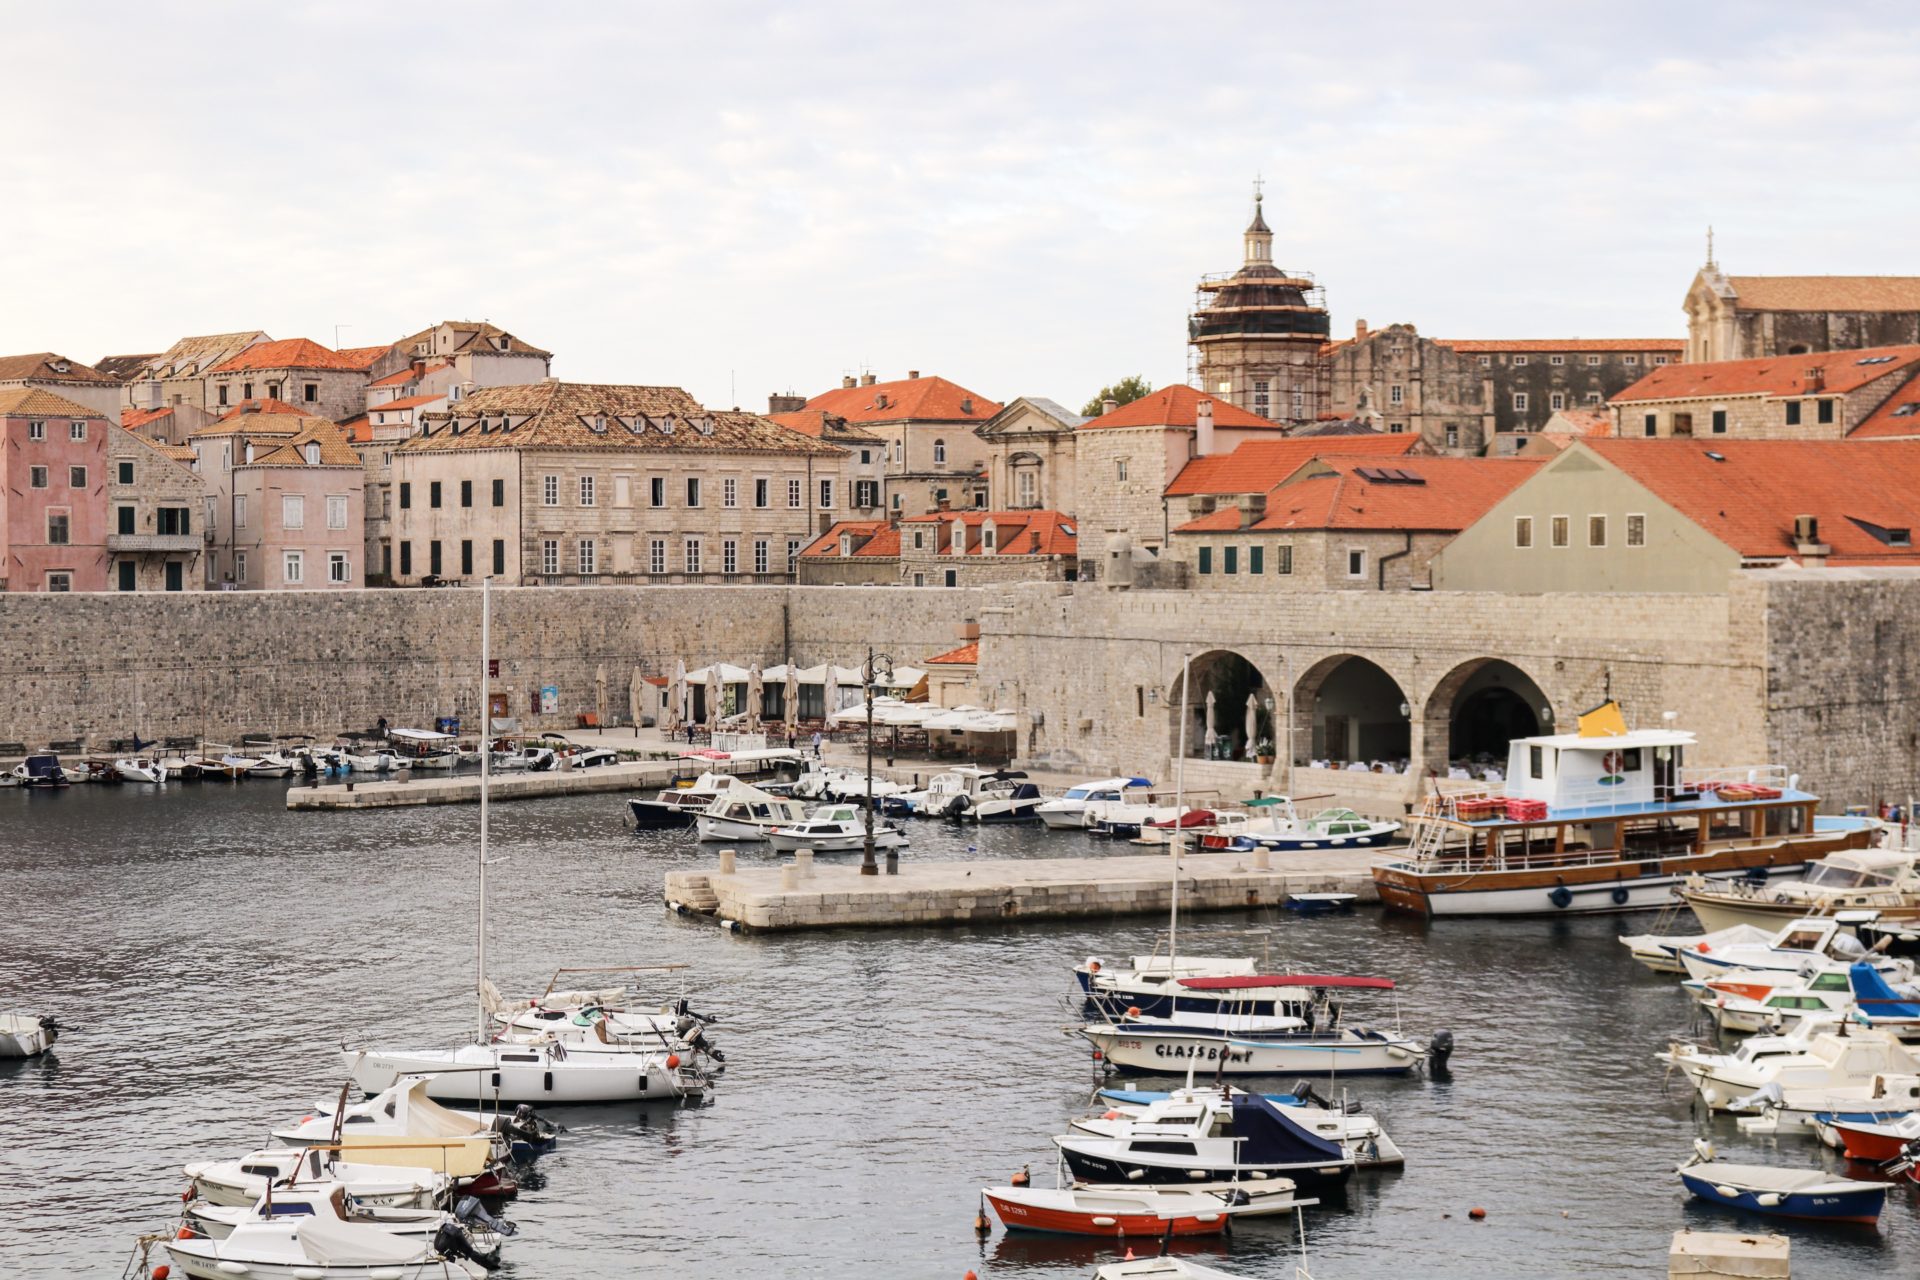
[7,3,1919,411]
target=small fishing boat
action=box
[1035,777,1154,829]
[766,804,908,853]
[113,757,166,784]
[272,1078,512,1177]
[1675,916,1908,982]
[627,771,751,828]
[1086,799,1192,840]
[342,749,398,773]
[10,754,68,789]
[1619,922,1778,975]
[183,1183,510,1253]
[164,1211,497,1279]
[1676,1141,1890,1223]
[1094,1260,1253,1280]
[248,752,296,778]
[1286,892,1359,914]
[1692,970,1858,1035]
[1053,1091,1356,1193]
[981,1182,1302,1236]
[1816,1109,1920,1161]
[1679,848,1920,934]
[183,1148,452,1210]
[0,1012,59,1057]
[1660,1024,1920,1116]
[1079,1084,1405,1168]
[389,728,461,769]
[157,754,204,780]
[566,746,619,769]
[693,784,810,843]
[1239,797,1399,851]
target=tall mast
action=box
[477,576,491,1044]
[1171,649,1192,974]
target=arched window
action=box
[933,439,947,464]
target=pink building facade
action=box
[1,389,110,591]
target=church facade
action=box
[1189,193,1331,424]
[1685,252,1920,363]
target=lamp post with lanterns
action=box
[861,646,895,876]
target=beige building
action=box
[767,404,887,514]
[1434,438,1920,594]
[800,373,1000,515]
[108,427,205,591]
[794,519,901,586]
[1190,193,1331,423]
[386,321,551,389]
[1685,253,1920,363]
[0,353,124,419]
[1607,343,1920,441]
[204,338,388,422]
[897,510,1078,587]
[392,382,851,586]
[108,331,269,414]
[193,411,365,590]
[975,396,1085,514]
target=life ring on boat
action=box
[1611,886,1630,906]
[1548,886,1574,910]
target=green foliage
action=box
[1081,375,1154,419]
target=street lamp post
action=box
[861,646,894,876]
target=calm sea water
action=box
[1,781,1914,1279]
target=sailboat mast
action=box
[477,576,491,1045]
[1171,649,1192,977]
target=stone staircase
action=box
[667,873,720,915]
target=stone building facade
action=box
[0,353,124,420]
[974,396,1085,514]
[896,509,1077,587]
[393,382,850,587]
[1328,324,1684,453]
[799,373,999,516]
[1190,194,1331,423]
[1608,344,1920,440]
[1685,259,1920,363]
[194,413,365,590]
[110,332,269,415]
[204,338,384,423]
[108,428,204,591]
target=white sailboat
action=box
[345,578,714,1106]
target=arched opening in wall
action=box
[1294,655,1410,773]
[1785,343,1810,355]
[1168,649,1273,761]
[1425,657,1553,779]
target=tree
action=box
[1081,375,1153,418]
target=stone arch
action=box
[1421,657,1554,778]
[1292,654,1411,770]
[1168,649,1276,761]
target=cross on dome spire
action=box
[1243,177,1272,266]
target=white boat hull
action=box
[1037,807,1089,830]
[1415,868,1787,917]
[694,816,778,843]
[1081,1025,1424,1076]
[343,1045,700,1103]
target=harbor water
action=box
[2,781,1916,1278]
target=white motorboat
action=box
[1076,954,1262,1020]
[1078,1083,1405,1168]
[964,772,1047,822]
[628,771,753,828]
[1620,922,1779,974]
[189,752,249,780]
[183,1184,498,1250]
[164,1210,493,1280]
[390,728,461,769]
[1660,1025,1920,1112]
[342,749,398,772]
[1095,1261,1254,1280]
[183,1148,450,1209]
[249,752,297,778]
[272,1078,510,1176]
[981,1181,1302,1236]
[113,756,166,784]
[0,1012,59,1057]
[1035,777,1155,829]
[1053,1089,1356,1192]
[1676,916,1910,982]
[1680,848,1920,933]
[565,746,619,769]
[343,1038,705,1105]
[1079,1004,1429,1078]
[694,784,810,842]
[887,766,1040,820]
[1085,799,1193,839]
[1688,962,1905,1034]
[1235,797,1400,850]
[10,754,68,788]
[765,804,908,853]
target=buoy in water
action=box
[153,1268,171,1280]
[1091,1049,1104,1061]
[1469,1207,1487,1220]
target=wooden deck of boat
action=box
[662,846,1386,932]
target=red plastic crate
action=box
[1503,798,1549,822]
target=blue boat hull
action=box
[1679,1171,1885,1224]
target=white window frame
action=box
[753,477,769,508]
[1550,355,1565,366]
[283,550,304,584]
[70,420,87,441]
[1550,392,1565,411]
[1626,513,1647,547]
[1513,355,1529,367]
[1512,392,1529,411]
[1588,514,1607,548]
[541,539,559,575]
[1623,355,1640,365]
[722,477,738,508]
[282,495,305,529]
[1587,355,1602,366]
[1514,516,1533,549]
[327,495,348,529]
[578,538,596,575]
[1477,355,1491,368]
[787,478,802,508]
[578,474,596,507]
[649,476,666,507]
[685,477,702,507]
[235,494,248,527]
[818,478,834,509]
[542,474,559,506]
[1389,384,1404,405]
[685,537,702,574]
[753,538,769,574]
[28,419,46,441]
[1116,460,1129,481]
[46,571,71,592]
[1345,548,1366,579]
[722,538,738,574]
[1550,514,1570,548]
[786,538,801,571]
[649,538,667,574]
[328,551,349,583]
[1654,355,1671,366]
[235,551,247,583]
[933,439,947,464]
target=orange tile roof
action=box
[335,345,393,370]
[1176,456,1541,534]
[898,510,1077,557]
[189,412,315,440]
[247,418,361,467]
[1079,384,1280,431]
[1727,277,1920,313]
[218,398,307,421]
[1165,433,1420,496]
[372,368,421,387]
[1440,338,1684,353]
[924,642,979,665]
[799,520,895,558]
[1542,408,1613,438]
[122,406,175,430]
[0,352,119,383]
[0,386,106,417]
[211,338,371,373]
[1583,439,1920,562]
[340,414,372,443]
[1848,371,1920,439]
[379,394,444,411]
[803,375,1000,424]
[1610,344,1920,403]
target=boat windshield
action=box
[1803,862,1898,890]
[1064,786,1094,800]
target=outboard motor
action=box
[671,997,716,1025]
[455,1195,518,1237]
[943,794,971,821]
[433,1221,502,1271]
[499,1104,557,1155]
[675,1016,726,1065]
[1429,1029,1455,1077]
[38,1015,59,1048]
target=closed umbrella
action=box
[784,664,800,733]
[1204,689,1217,750]
[824,664,841,723]
[705,665,721,729]
[746,663,763,731]
[1245,693,1259,760]
[666,659,686,734]
[595,663,608,729]
[630,666,645,737]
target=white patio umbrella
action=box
[705,665,722,728]
[746,663,763,730]
[1245,693,1259,759]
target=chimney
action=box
[1355,319,1368,341]
[841,374,857,389]
[860,372,878,386]
[907,370,920,380]
[1196,398,1217,457]
[1102,397,1118,416]
[1805,366,1826,393]
[767,392,806,414]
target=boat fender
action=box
[1103,1109,1123,1120]
[1611,886,1630,906]
[1188,1169,1207,1180]
[1711,1184,1739,1198]
[1126,1169,1144,1180]
[1756,1192,1783,1207]
[1091,1216,1118,1227]
[666,1054,681,1069]
[1125,1006,1142,1019]
[1548,887,1574,909]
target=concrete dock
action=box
[287,759,680,809]
[662,846,1383,931]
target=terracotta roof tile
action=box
[406,382,843,456]
[218,398,306,421]
[247,418,361,467]
[1582,439,1920,562]
[391,321,552,360]
[0,352,119,384]
[379,394,445,411]
[804,375,1000,424]
[1727,277,1920,313]
[189,413,314,440]
[372,367,422,387]
[1165,433,1420,496]
[135,331,269,378]
[340,414,372,443]
[899,509,1077,557]
[122,406,175,431]
[1079,385,1280,431]
[1848,371,1920,439]
[769,409,885,443]
[1541,408,1614,438]
[211,338,372,373]
[1248,456,1541,532]
[924,641,979,665]
[0,386,107,418]
[1440,338,1684,353]
[1611,344,1920,403]
[799,520,895,558]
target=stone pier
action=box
[288,759,680,809]
[662,847,1383,931]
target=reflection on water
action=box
[1,782,1915,1278]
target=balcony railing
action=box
[107,533,201,553]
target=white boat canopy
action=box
[389,727,456,743]
[683,663,755,683]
